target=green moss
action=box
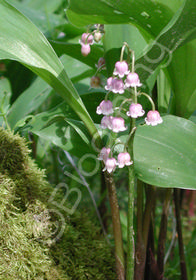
[0,128,116,280]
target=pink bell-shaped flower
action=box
[98,147,111,162]
[105,77,113,91]
[111,117,127,133]
[111,78,125,94]
[117,152,133,168]
[81,33,94,45]
[145,110,163,126]
[103,157,117,173]
[81,43,91,56]
[125,72,142,88]
[100,116,113,129]
[127,103,145,118]
[113,61,130,78]
[96,100,114,115]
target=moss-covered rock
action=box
[0,128,116,280]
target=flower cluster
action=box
[105,62,142,94]
[99,148,133,173]
[79,26,103,57]
[95,43,163,173]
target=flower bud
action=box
[127,103,145,118]
[145,110,163,126]
[81,33,94,44]
[90,76,101,88]
[81,43,91,56]
[113,61,129,78]
[94,31,102,42]
[96,100,113,115]
[97,57,105,69]
[117,152,133,168]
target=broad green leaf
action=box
[134,115,196,190]
[7,54,94,130]
[28,105,94,157]
[0,0,99,144]
[157,69,172,113]
[103,0,196,85]
[104,24,149,75]
[20,0,62,13]
[104,24,148,59]
[189,110,196,124]
[60,54,94,81]
[157,0,183,13]
[135,0,196,82]
[66,0,176,36]
[32,120,92,158]
[7,0,64,34]
[50,41,104,69]
[59,24,85,40]
[167,40,196,118]
[7,77,51,129]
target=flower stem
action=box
[134,180,145,280]
[157,188,172,274]
[134,86,137,103]
[120,42,129,61]
[134,185,156,280]
[142,186,156,248]
[174,189,188,280]
[105,91,111,101]
[0,94,11,130]
[125,127,136,150]
[0,111,10,130]
[104,172,125,280]
[118,98,132,115]
[131,51,135,73]
[3,114,11,130]
[139,92,155,111]
[126,118,136,280]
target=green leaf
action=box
[7,77,51,129]
[134,115,196,190]
[167,40,196,118]
[157,69,172,114]
[7,0,64,34]
[28,105,95,157]
[7,54,95,130]
[60,54,94,81]
[102,0,196,85]
[0,0,100,144]
[135,0,196,83]
[104,24,149,75]
[189,110,196,124]
[50,41,104,69]
[66,0,176,36]
[19,0,62,13]
[0,77,12,125]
